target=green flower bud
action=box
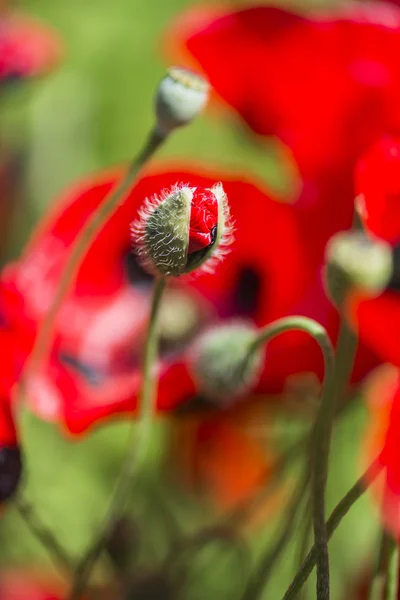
[155,66,209,136]
[324,231,393,306]
[190,322,264,404]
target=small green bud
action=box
[190,322,264,404]
[155,66,209,136]
[324,231,393,306]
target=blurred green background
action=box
[0,0,382,598]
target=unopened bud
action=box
[131,183,232,277]
[155,66,209,136]
[324,231,393,306]
[0,445,22,503]
[190,322,264,404]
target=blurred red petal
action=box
[356,136,400,244]
[0,13,62,80]
[164,3,400,177]
[169,410,275,510]
[348,291,400,366]
[362,365,400,536]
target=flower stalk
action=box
[281,460,382,600]
[68,276,166,600]
[20,128,166,394]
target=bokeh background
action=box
[0,0,382,598]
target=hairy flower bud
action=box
[155,66,209,135]
[324,231,393,306]
[189,322,264,404]
[131,183,232,277]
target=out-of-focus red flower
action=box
[164,2,400,180]
[0,320,25,505]
[361,365,400,536]
[169,400,283,512]
[1,164,359,428]
[345,136,400,536]
[0,12,62,81]
[0,569,111,600]
[1,163,377,507]
[347,136,400,366]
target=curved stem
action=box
[18,128,166,397]
[247,317,334,366]
[281,460,381,600]
[68,277,166,600]
[248,316,335,599]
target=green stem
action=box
[16,498,72,574]
[19,128,166,394]
[385,544,398,600]
[68,277,166,600]
[240,470,310,600]
[296,503,313,600]
[247,316,335,599]
[281,460,381,600]
[311,317,357,600]
[368,530,394,600]
[247,317,335,364]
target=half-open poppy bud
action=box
[131,183,232,277]
[155,66,209,135]
[324,231,393,307]
[189,322,264,403]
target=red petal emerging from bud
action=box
[188,188,218,253]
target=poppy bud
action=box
[131,183,232,277]
[0,445,22,503]
[189,322,264,403]
[324,231,393,306]
[155,66,209,136]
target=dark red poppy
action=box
[164,2,400,180]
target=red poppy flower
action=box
[0,161,378,511]
[347,136,400,366]
[164,2,400,180]
[344,137,400,536]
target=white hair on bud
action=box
[131,183,193,276]
[198,181,234,276]
[130,181,234,278]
